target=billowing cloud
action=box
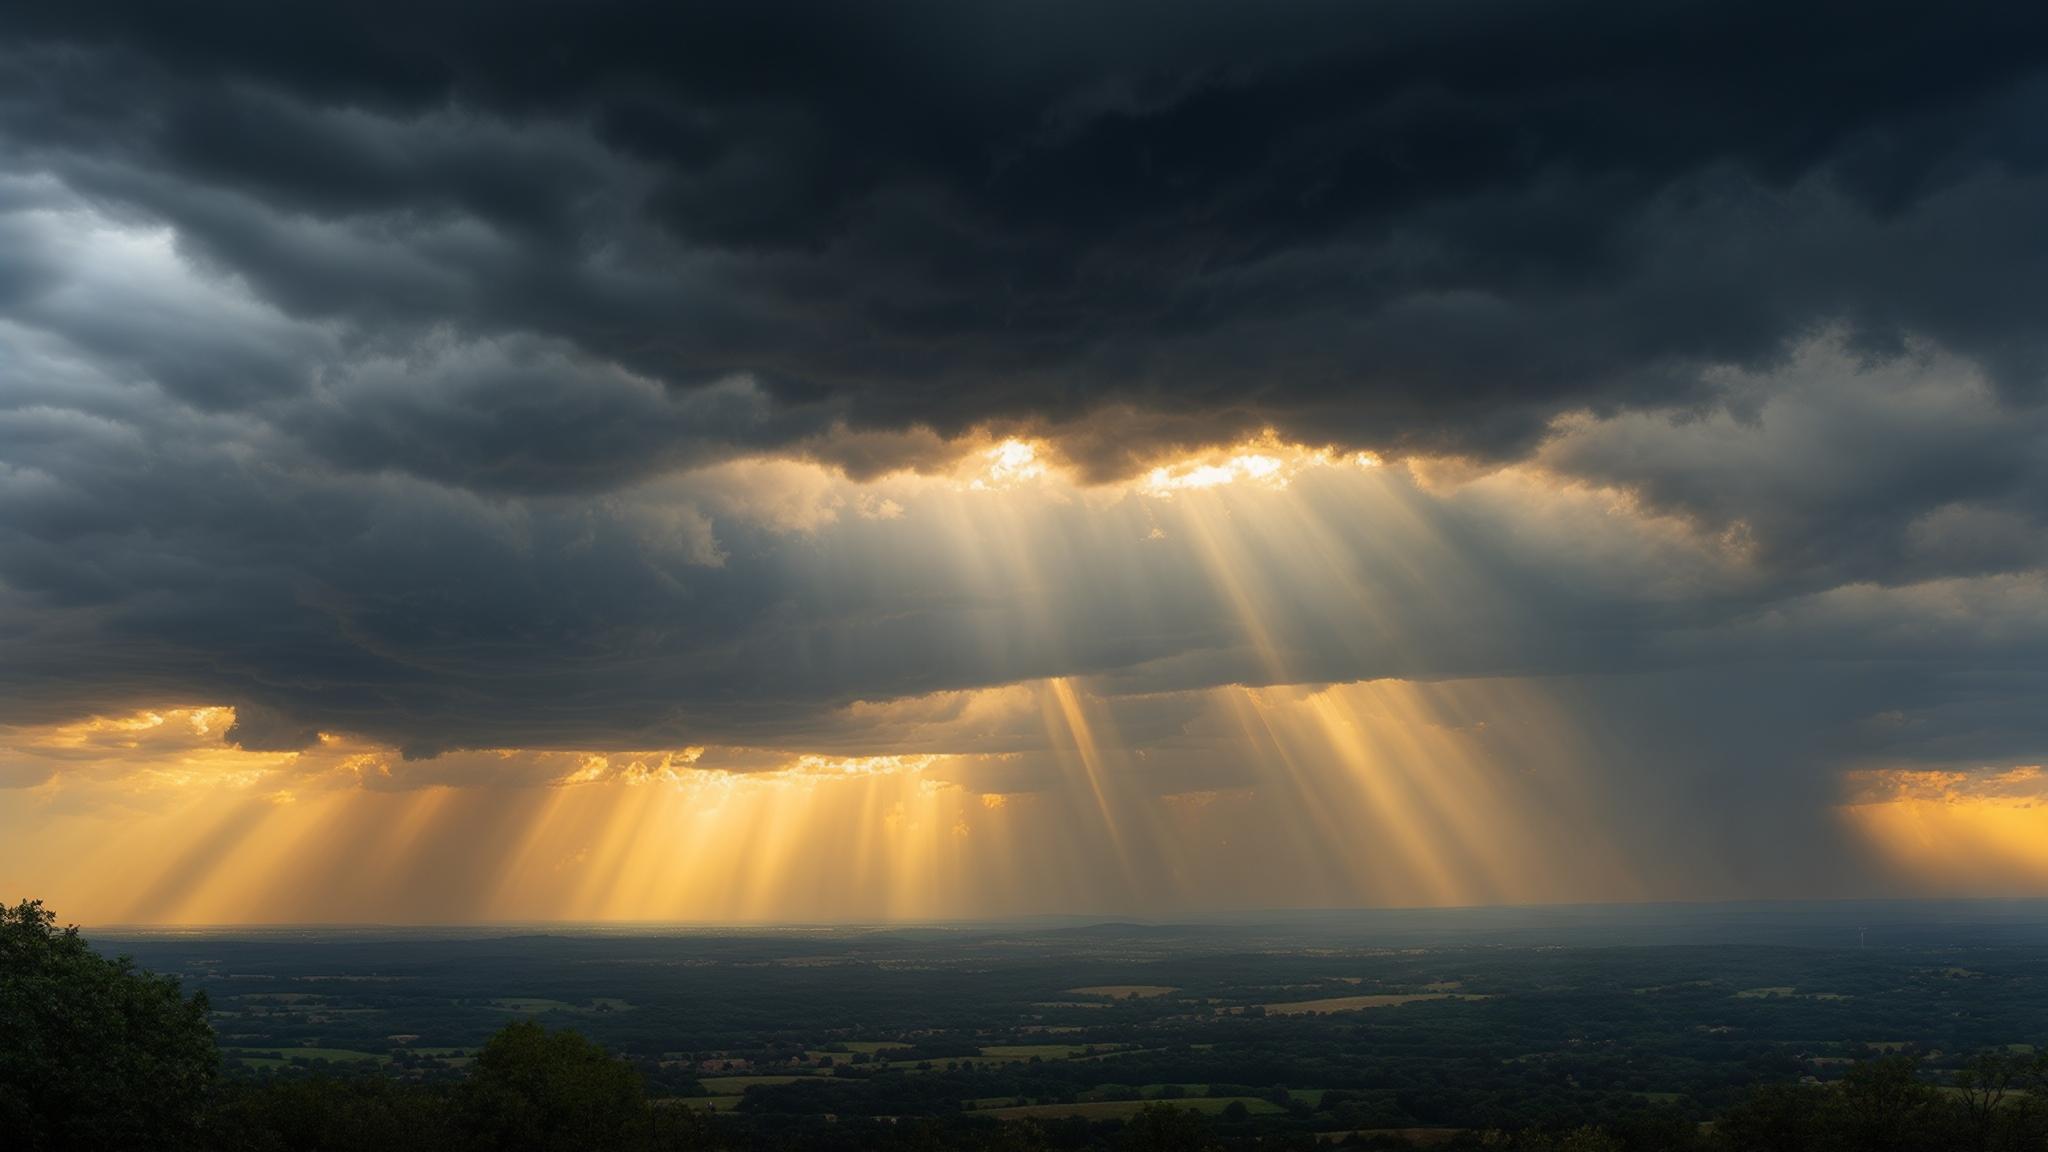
[5,2,2048,467]
[3,2,2048,917]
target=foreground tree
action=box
[459,1019,651,1152]
[208,1076,460,1152]
[0,899,217,1151]
[1716,1082,1828,1152]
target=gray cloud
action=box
[4,2,2048,471]
[0,0,2045,813]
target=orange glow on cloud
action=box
[0,426,2013,924]
[1839,767,2048,895]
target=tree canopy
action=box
[0,899,218,1151]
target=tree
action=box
[1716,1082,1825,1152]
[1954,1052,2018,1152]
[1555,1128,1624,1152]
[1120,1103,1221,1151]
[206,1076,457,1152]
[1831,1055,1944,1152]
[457,1020,650,1152]
[0,899,218,1151]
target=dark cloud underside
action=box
[4,2,2047,469]
[0,0,2046,777]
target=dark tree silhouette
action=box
[1119,1103,1220,1151]
[0,899,217,1151]
[459,1019,650,1152]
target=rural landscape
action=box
[9,1,2048,1149]
[14,900,2048,1149]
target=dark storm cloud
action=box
[5,0,2048,470]
[3,0,2048,779]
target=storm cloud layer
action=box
[2,0,2047,828]
[7,1,2048,461]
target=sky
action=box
[4,1,2048,923]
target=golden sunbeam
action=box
[1840,767,2048,896]
[0,673,1652,923]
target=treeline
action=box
[7,900,2048,1152]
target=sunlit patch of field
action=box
[1065,984,1178,998]
[979,1098,1284,1120]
